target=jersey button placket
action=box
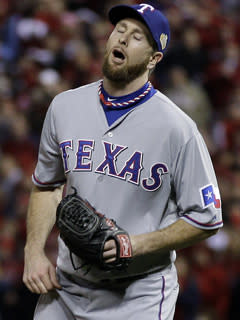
[108,131,113,138]
[97,175,104,182]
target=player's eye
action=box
[116,26,125,33]
[133,33,143,41]
[134,35,142,41]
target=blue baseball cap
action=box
[108,3,170,53]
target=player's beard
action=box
[102,52,150,86]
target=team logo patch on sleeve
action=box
[200,184,221,209]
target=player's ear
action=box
[147,52,163,70]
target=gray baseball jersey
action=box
[33,80,223,283]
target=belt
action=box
[58,264,169,289]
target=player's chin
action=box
[102,57,128,82]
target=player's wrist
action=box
[129,235,141,257]
[130,233,165,257]
[24,243,45,256]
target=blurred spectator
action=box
[191,243,230,320]
[0,155,23,218]
[228,275,240,319]
[164,66,212,132]
[163,27,208,82]
[1,108,38,176]
[0,0,20,73]
[175,255,200,320]
[34,0,67,33]
[205,41,240,112]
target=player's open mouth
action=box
[112,49,126,64]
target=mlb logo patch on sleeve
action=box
[200,184,221,209]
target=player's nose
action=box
[119,34,128,47]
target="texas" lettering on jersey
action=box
[59,139,169,192]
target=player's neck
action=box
[102,74,149,97]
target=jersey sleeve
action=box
[32,99,66,188]
[173,132,223,230]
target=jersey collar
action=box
[98,81,152,109]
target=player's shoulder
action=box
[153,90,194,123]
[150,90,200,143]
[154,90,198,128]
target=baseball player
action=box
[23,3,223,320]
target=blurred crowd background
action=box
[0,0,240,319]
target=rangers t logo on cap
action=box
[137,3,155,14]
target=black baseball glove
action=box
[56,187,132,271]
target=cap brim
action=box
[109,5,146,26]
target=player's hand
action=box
[23,249,62,294]
[103,239,117,263]
[103,236,137,263]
